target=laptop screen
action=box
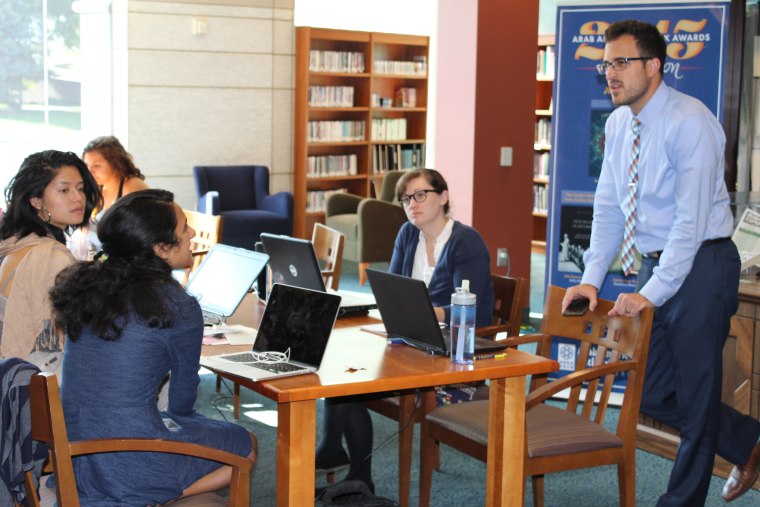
[186,244,269,317]
[253,284,341,367]
[260,233,326,292]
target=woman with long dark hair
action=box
[69,136,150,259]
[0,150,100,373]
[52,189,256,505]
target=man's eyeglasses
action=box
[398,189,439,207]
[596,57,652,75]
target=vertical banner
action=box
[546,1,731,389]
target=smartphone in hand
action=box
[562,297,590,317]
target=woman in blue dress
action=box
[52,189,256,506]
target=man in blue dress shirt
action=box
[562,20,760,506]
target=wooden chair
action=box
[417,285,654,507]
[359,275,528,507]
[182,209,224,285]
[312,223,345,291]
[476,274,527,339]
[23,372,252,507]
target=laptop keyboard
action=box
[221,353,306,373]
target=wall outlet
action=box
[496,247,509,267]
[499,147,513,167]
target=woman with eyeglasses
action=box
[315,168,493,495]
[389,168,493,326]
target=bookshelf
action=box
[294,27,429,238]
[533,34,555,253]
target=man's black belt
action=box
[641,237,731,260]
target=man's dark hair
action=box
[605,20,667,76]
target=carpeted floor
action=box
[196,371,760,506]
[194,260,760,506]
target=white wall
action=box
[118,0,295,209]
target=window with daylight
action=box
[0,0,111,196]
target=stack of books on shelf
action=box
[309,50,365,73]
[373,56,427,76]
[371,118,407,141]
[308,120,365,142]
[306,188,347,213]
[536,46,555,79]
[308,86,355,107]
[533,153,550,179]
[372,143,425,174]
[394,87,417,108]
[534,118,551,148]
[307,154,358,177]
[533,185,548,214]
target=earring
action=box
[40,206,52,224]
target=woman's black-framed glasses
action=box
[398,189,439,207]
[596,57,652,75]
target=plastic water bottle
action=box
[450,280,476,365]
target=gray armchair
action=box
[325,170,407,285]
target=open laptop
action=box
[260,233,376,315]
[365,268,507,356]
[185,244,269,325]
[199,283,341,381]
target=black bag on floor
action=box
[317,480,398,506]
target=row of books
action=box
[534,152,550,178]
[373,57,427,76]
[307,154,358,178]
[535,118,552,147]
[308,121,365,142]
[536,46,555,79]
[309,50,365,73]
[372,143,425,174]
[308,86,355,107]
[306,188,347,213]
[533,184,549,214]
[370,118,407,141]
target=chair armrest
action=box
[475,323,512,339]
[68,438,252,470]
[198,191,220,214]
[326,193,362,217]
[525,361,637,409]
[499,332,546,348]
[261,191,293,219]
[357,199,407,263]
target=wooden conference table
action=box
[203,296,558,507]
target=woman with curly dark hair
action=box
[52,189,256,505]
[69,136,149,259]
[0,150,100,373]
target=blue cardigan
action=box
[389,221,494,328]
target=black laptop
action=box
[199,283,341,381]
[365,269,507,356]
[260,233,376,315]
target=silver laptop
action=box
[260,233,376,315]
[185,244,269,325]
[366,269,507,356]
[199,284,341,381]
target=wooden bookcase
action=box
[533,34,555,253]
[293,27,429,238]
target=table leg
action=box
[397,392,416,507]
[276,399,316,507]
[486,376,526,507]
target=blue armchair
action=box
[193,165,293,250]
